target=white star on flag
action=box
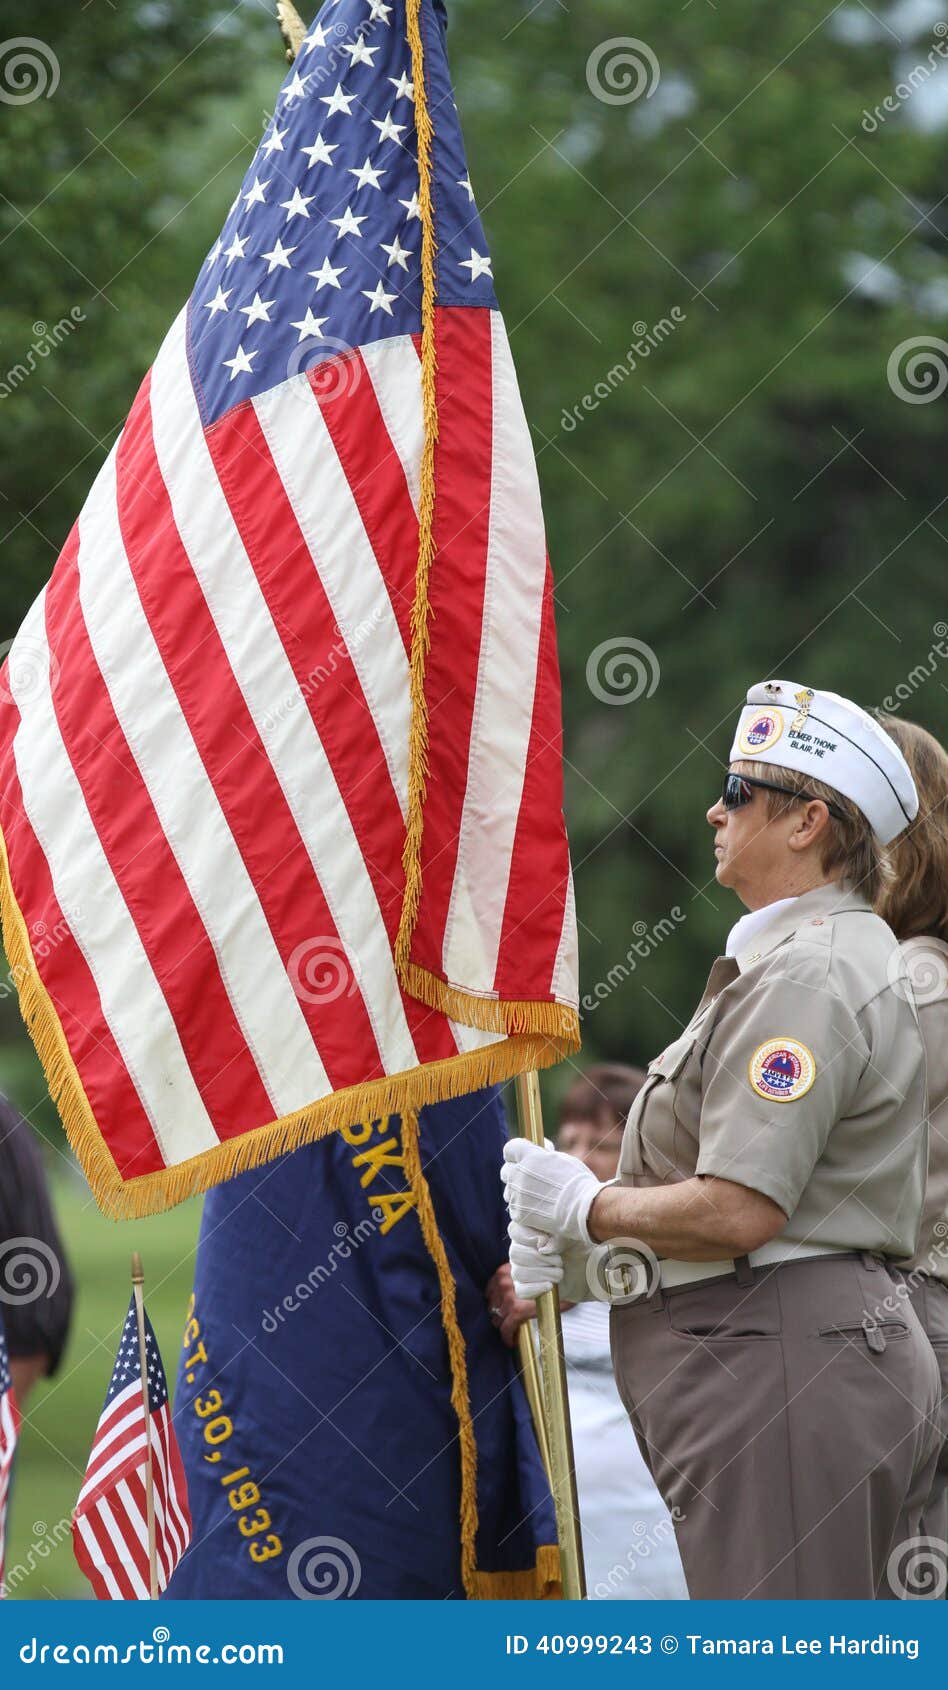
[282,70,309,103]
[372,110,406,145]
[399,191,421,220]
[330,206,367,239]
[366,0,391,21]
[223,233,248,265]
[308,256,347,289]
[281,186,314,221]
[262,126,287,155]
[459,248,493,281]
[349,157,386,191]
[238,293,276,324]
[321,84,357,117]
[342,37,378,66]
[458,176,474,202]
[302,22,330,51]
[203,286,231,315]
[381,235,412,270]
[244,177,269,207]
[222,345,257,380]
[261,238,297,272]
[300,133,338,169]
[388,72,414,101]
[362,281,396,315]
[290,308,329,342]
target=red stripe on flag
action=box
[411,306,494,976]
[494,563,571,999]
[44,551,273,1135]
[0,689,162,1180]
[115,378,384,1097]
[314,351,416,657]
[205,400,459,1068]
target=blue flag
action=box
[166,1088,559,1599]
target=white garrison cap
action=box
[729,679,918,844]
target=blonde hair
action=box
[874,716,948,943]
[734,758,885,904]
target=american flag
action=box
[0,0,578,1219]
[72,1296,190,1599]
[0,1314,20,1597]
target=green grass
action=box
[6,1175,201,1599]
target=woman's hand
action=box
[486,1262,537,1348]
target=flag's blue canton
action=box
[105,1296,168,1414]
[188,0,497,427]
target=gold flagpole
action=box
[131,1253,159,1600]
[514,1073,586,1601]
[516,1324,553,1487]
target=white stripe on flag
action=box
[98,1498,151,1599]
[442,313,548,995]
[253,376,412,811]
[154,1407,190,1553]
[551,868,579,1006]
[9,595,217,1165]
[150,315,421,1078]
[76,431,325,1120]
[115,1477,149,1556]
[360,334,423,516]
[75,1516,124,1601]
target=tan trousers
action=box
[610,1253,942,1600]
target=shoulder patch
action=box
[748,1038,816,1102]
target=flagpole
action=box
[131,1253,159,1600]
[514,1073,586,1601]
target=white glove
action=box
[508,1221,595,1303]
[508,1221,564,1299]
[502,1138,604,1246]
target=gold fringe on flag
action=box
[402,1107,562,1602]
[396,0,439,986]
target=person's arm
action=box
[588,1174,786,1259]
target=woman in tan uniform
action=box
[501,679,942,1600]
[876,715,948,1556]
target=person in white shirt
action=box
[486,1065,688,1600]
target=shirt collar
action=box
[730,881,871,972]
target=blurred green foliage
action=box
[2,0,947,1098]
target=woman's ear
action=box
[786,800,833,855]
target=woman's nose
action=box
[707,797,727,826]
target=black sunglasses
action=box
[721,772,847,823]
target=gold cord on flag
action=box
[401,1107,562,1602]
[396,0,439,986]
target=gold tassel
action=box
[401,1107,480,1599]
[471,1545,562,1600]
[396,0,439,981]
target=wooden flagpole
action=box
[514,1073,586,1601]
[130,1253,159,1599]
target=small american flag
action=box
[72,1296,190,1599]
[0,1315,20,1597]
[0,0,579,1219]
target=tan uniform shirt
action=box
[899,935,948,1282]
[618,882,928,1258]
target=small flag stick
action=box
[514,1072,586,1600]
[130,1253,159,1599]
